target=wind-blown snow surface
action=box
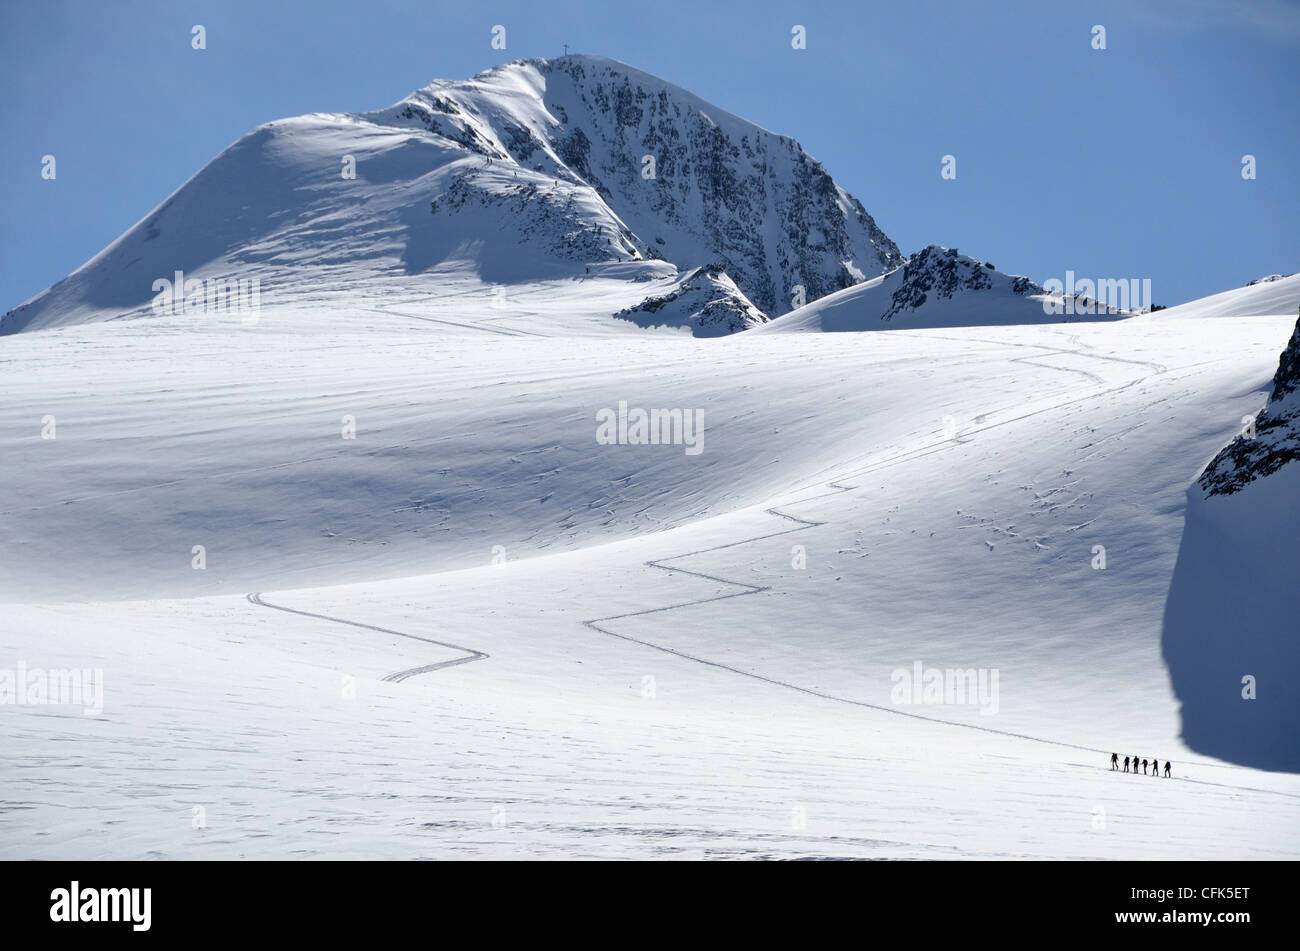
[3,280,1299,858]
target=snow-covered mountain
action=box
[612,264,767,335]
[755,245,1122,332]
[1142,272,1300,320]
[385,57,901,313]
[1163,312,1300,771]
[1,55,900,336]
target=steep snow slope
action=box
[1162,315,1300,771]
[1,55,901,336]
[755,246,1123,332]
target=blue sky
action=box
[1,0,1296,311]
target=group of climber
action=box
[1110,752,1171,777]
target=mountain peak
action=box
[4,55,900,335]
[381,54,901,316]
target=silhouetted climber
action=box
[1131,756,1140,776]
[1141,758,1148,775]
[1164,761,1171,778]
[1151,756,1159,777]
[1123,755,1129,772]
[1110,752,1119,770]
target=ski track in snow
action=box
[246,592,488,681]
[570,331,1293,797]
[226,317,1283,797]
[5,312,1296,858]
[228,324,1246,775]
[365,295,550,338]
